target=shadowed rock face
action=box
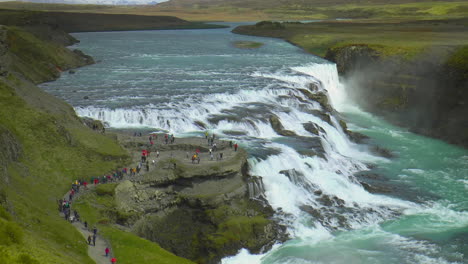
[326,44,468,148]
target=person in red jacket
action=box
[105,247,110,257]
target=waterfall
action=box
[247,176,266,199]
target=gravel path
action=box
[60,188,112,264]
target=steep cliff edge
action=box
[325,44,468,148]
[0,24,128,263]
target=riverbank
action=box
[232,18,468,148]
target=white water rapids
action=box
[41,28,468,262]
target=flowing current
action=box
[41,24,468,264]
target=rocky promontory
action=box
[91,132,287,264]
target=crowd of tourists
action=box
[56,131,242,263]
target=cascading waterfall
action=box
[42,27,468,264]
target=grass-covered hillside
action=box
[0,8,225,33]
[0,24,130,263]
[1,0,468,21]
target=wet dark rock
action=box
[370,145,395,158]
[222,130,247,136]
[303,122,324,135]
[308,82,319,92]
[269,115,296,136]
[360,182,392,193]
[305,109,332,125]
[193,120,206,129]
[299,205,322,219]
[348,131,370,143]
[298,89,333,112]
[83,96,89,99]
[354,171,384,180]
[339,119,370,143]
[68,70,75,74]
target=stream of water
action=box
[41,23,468,264]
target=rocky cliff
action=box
[325,44,468,148]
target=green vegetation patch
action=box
[102,226,195,264]
[446,45,468,78]
[95,183,118,196]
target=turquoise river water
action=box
[41,23,468,264]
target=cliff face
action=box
[325,44,468,148]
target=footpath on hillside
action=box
[58,130,240,264]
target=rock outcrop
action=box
[112,138,287,264]
[269,115,296,136]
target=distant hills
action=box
[10,0,166,5]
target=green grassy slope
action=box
[0,25,130,263]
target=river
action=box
[40,23,468,264]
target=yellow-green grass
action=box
[1,1,468,22]
[73,186,195,264]
[234,18,468,58]
[0,68,128,263]
[290,24,468,58]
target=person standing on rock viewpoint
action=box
[87,235,92,245]
[105,247,110,257]
[234,143,238,152]
[92,234,96,246]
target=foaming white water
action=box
[293,63,351,112]
[251,144,412,223]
